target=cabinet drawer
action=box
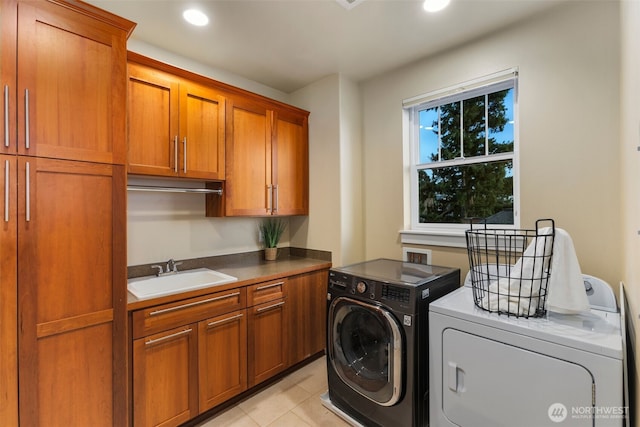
[132,288,246,339]
[247,279,287,307]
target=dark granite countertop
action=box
[127,247,332,311]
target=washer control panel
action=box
[329,271,377,300]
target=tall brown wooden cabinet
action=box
[0,0,134,425]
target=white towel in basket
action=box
[479,227,554,316]
[478,227,590,316]
[546,228,590,314]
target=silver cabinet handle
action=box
[4,160,9,222]
[149,291,240,316]
[25,161,30,222]
[256,301,284,313]
[256,282,284,291]
[267,184,272,213]
[207,313,243,328]
[24,89,29,149]
[273,184,279,214]
[4,85,8,148]
[145,328,192,346]
[183,137,187,173]
[173,135,178,173]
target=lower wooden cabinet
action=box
[288,270,328,365]
[248,297,288,387]
[131,288,246,427]
[198,309,247,411]
[130,268,328,427]
[133,325,198,427]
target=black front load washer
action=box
[325,258,460,427]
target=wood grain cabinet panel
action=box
[288,270,327,365]
[180,81,226,179]
[127,63,179,176]
[131,287,247,427]
[17,157,127,427]
[127,61,226,180]
[16,0,129,164]
[198,309,248,411]
[0,1,134,425]
[132,287,245,339]
[223,98,309,216]
[224,98,271,216]
[248,297,288,387]
[133,325,198,427]
[272,109,309,216]
[0,155,17,426]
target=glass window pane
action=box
[418,107,439,163]
[418,160,513,224]
[463,95,486,157]
[439,102,460,160]
[488,88,514,154]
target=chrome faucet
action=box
[166,258,183,273]
[151,259,183,276]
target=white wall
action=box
[338,76,365,266]
[360,1,622,287]
[289,74,365,267]
[127,178,290,265]
[288,75,343,263]
[620,0,640,417]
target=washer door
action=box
[329,297,404,406]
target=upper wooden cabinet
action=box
[1,0,132,164]
[1,1,134,426]
[272,108,309,215]
[224,97,309,216]
[127,59,226,180]
[127,53,309,217]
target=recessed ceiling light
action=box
[183,9,209,26]
[336,0,367,10]
[423,0,450,13]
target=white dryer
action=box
[429,280,624,426]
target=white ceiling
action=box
[88,0,567,93]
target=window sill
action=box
[399,229,467,248]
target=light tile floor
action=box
[196,356,350,427]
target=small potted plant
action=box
[259,218,286,261]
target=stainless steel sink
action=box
[127,268,238,299]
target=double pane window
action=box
[407,76,517,228]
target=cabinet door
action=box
[248,298,288,387]
[198,309,247,412]
[1,0,17,155]
[225,98,272,216]
[288,270,327,365]
[272,109,309,215]
[128,63,180,176]
[17,157,127,427]
[16,1,128,164]
[180,81,225,180]
[0,155,17,426]
[133,325,198,427]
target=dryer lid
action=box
[430,287,623,359]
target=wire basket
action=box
[465,219,555,318]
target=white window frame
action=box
[400,69,520,248]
